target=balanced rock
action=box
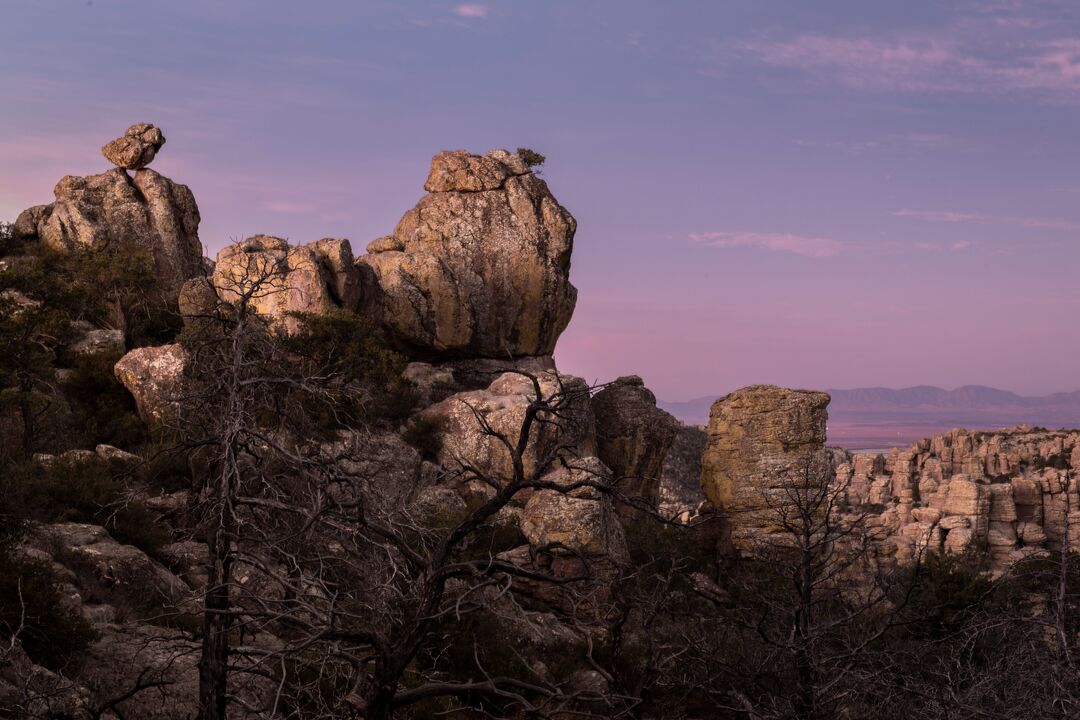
[591,376,678,512]
[101,123,166,169]
[700,385,830,555]
[211,235,360,332]
[359,149,577,359]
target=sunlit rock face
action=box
[113,343,188,424]
[420,370,595,486]
[13,124,203,296]
[700,385,831,555]
[358,149,577,360]
[101,123,166,170]
[209,235,360,332]
[838,426,1080,574]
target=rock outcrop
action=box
[13,125,202,294]
[836,427,1080,573]
[114,343,188,423]
[28,523,187,620]
[522,457,628,561]
[700,385,831,555]
[210,235,360,331]
[591,376,678,513]
[422,370,595,486]
[101,123,166,170]
[358,149,577,359]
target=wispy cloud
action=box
[736,28,1080,100]
[796,132,974,155]
[913,239,976,252]
[454,4,488,18]
[690,231,841,258]
[894,208,1080,231]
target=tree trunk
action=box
[18,374,34,460]
[198,524,233,720]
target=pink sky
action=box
[2,0,1079,401]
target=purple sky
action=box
[3,0,1080,401]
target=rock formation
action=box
[358,149,577,359]
[209,235,361,331]
[13,125,202,294]
[113,343,188,423]
[591,375,679,516]
[521,457,628,560]
[422,370,595,486]
[700,385,831,555]
[835,426,1080,573]
[101,123,166,170]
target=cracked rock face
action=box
[591,375,679,512]
[358,149,578,359]
[210,235,361,332]
[114,343,188,424]
[700,385,831,555]
[101,122,166,169]
[23,167,202,295]
[422,370,596,486]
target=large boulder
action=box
[591,376,678,512]
[358,149,577,359]
[211,235,360,331]
[422,370,595,486]
[25,166,202,294]
[101,123,166,169]
[700,385,831,555]
[522,457,628,560]
[114,343,188,424]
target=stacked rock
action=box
[101,123,166,169]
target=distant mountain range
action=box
[659,386,1080,448]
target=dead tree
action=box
[171,259,635,718]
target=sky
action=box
[2,0,1080,401]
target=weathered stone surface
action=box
[101,123,166,169]
[158,540,209,590]
[988,483,1017,521]
[34,167,202,294]
[591,376,678,509]
[0,640,88,718]
[423,370,595,485]
[114,343,187,423]
[211,235,360,331]
[522,457,628,559]
[69,320,124,356]
[358,149,577,359]
[700,385,831,556]
[831,426,1079,574]
[31,523,186,619]
[945,527,975,554]
[12,204,50,240]
[177,274,218,319]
